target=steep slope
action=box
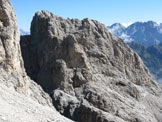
[0,0,73,121]
[128,41,162,82]
[0,83,73,122]
[21,11,162,122]
[108,21,162,46]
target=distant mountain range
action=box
[128,42,162,82]
[108,21,162,46]
[108,21,162,83]
[20,29,30,35]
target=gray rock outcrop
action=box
[0,0,53,106]
[0,0,26,91]
[0,0,73,121]
[21,10,162,122]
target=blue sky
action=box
[10,0,162,31]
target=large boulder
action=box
[21,10,162,122]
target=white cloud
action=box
[119,33,133,42]
[157,22,160,25]
[153,22,160,28]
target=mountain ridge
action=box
[109,21,162,83]
[108,21,162,45]
[128,41,162,83]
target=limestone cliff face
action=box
[0,0,26,92]
[0,0,52,108]
[21,10,162,122]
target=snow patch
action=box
[109,24,123,34]
[121,22,133,27]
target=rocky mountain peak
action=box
[31,10,110,40]
[108,21,162,45]
[26,10,154,88]
[20,10,162,122]
[109,23,126,28]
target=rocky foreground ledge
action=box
[21,10,162,122]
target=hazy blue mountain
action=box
[108,23,134,42]
[108,23,125,35]
[128,41,162,83]
[108,21,162,83]
[108,21,162,46]
[20,29,30,35]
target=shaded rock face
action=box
[21,11,162,122]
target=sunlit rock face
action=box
[0,0,26,91]
[20,10,162,122]
[0,1,74,122]
[0,0,53,105]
